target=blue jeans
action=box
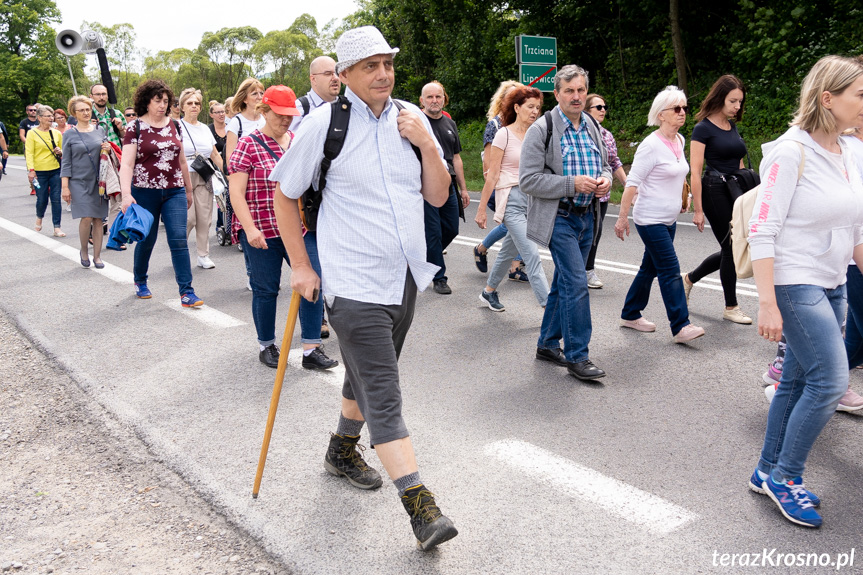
[424,185,460,281]
[35,169,62,227]
[131,186,193,295]
[487,187,549,306]
[241,230,323,346]
[845,265,863,369]
[482,222,508,249]
[621,223,689,335]
[757,284,848,482]
[538,209,594,363]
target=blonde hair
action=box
[178,87,203,110]
[487,80,523,120]
[67,95,94,117]
[792,55,863,134]
[647,86,687,127]
[256,102,272,116]
[208,99,223,114]
[230,78,265,115]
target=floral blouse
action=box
[123,119,184,189]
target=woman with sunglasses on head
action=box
[747,56,863,528]
[681,75,753,324]
[584,94,628,289]
[178,88,223,270]
[614,87,705,343]
[475,84,549,311]
[60,96,111,268]
[25,105,65,236]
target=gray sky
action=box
[53,0,358,57]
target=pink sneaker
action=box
[763,364,782,385]
[837,388,863,413]
[619,317,656,332]
[673,324,705,344]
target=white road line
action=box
[0,215,246,328]
[452,235,759,298]
[485,439,697,535]
[286,348,344,387]
[163,300,246,328]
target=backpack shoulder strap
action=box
[392,99,423,163]
[316,95,352,192]
[544,111,554,152]
[795,141,805,180]
[298,96,311,116]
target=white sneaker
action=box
[723,306,752,324]
[587,269,604,289]
[673,324,705,344]
[197,255,215,269]
[682,272,693,305]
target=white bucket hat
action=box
[335,26,400,74]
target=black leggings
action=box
[687,175,738,307]
[585,201,609,271]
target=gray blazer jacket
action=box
[519,106,612,248]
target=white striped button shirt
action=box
[271,87,445,306]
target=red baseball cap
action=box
[262,85,300,116]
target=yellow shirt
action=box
[25,128,63,171]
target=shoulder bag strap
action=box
[34,130,60,167]
[72,128,100,174]
[249,133,283,162]
[106,108,124,141]
[180,121,197,152]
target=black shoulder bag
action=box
[180,121,216,182]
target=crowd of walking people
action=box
[7,24,863,547]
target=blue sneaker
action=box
[748,470,820,507]
[180,292,204,308]
[134,283,152,299]
[763,475,822,527]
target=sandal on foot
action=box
[35,220,42,232]
[53,229,66,237]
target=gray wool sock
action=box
[336,414,364,437]
[394,472,423,497]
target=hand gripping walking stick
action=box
[252,290,302,498]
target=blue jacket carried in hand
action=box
[106,203,154,250]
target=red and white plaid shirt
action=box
[229,129,289,243]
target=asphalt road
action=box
[1,156,861,574]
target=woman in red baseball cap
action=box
[229,86,339,371]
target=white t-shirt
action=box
[179,120,216,162]
[626,131,690,226]
[227,113,265,139]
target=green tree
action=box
[199,26,263,98]
[82,21,141,106]
[0,0,82,150]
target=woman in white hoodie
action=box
[748,55,863,529]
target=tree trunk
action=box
[669,0,687,94]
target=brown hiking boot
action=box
[323,433,382,490]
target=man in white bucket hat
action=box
[271,25,457,550]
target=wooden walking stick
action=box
[252,290,302,498]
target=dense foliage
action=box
[2,0,862,159]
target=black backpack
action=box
[299,96,420,232]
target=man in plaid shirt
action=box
[520,64,612,382]
[91,84,126,232]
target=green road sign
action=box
[519,64,557,92]
[516,35,557,65]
